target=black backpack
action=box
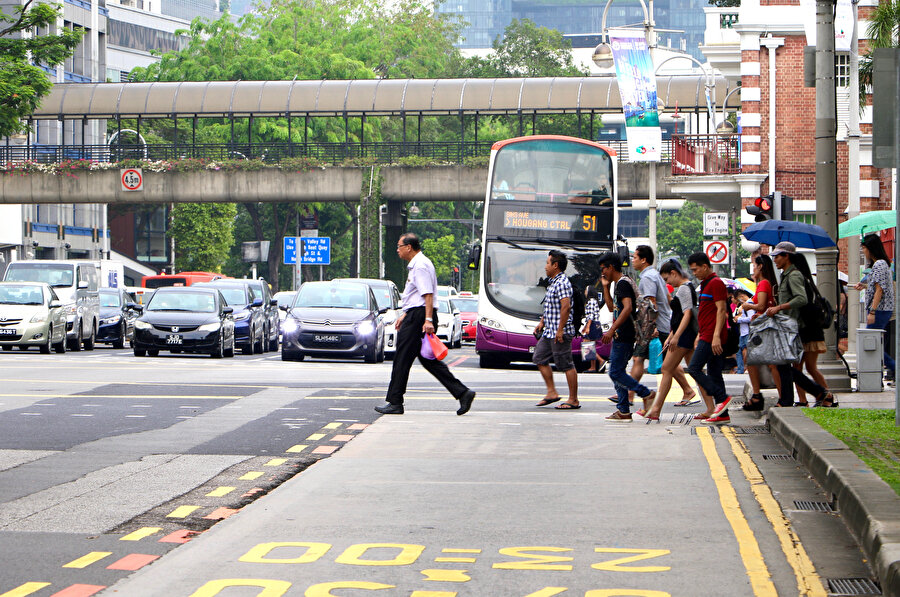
[569,277,585,336]
[800,277,835,330]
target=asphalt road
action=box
[0,343,877,596]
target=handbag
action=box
[745,313,802,366]
[427,333,448,360]
[580,340,597,361]
[647,337,663,374]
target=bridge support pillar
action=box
[383,200,407,289]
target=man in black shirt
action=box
[599,252,655,422]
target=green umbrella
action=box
[838,210,897,238]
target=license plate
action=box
[314,334,340,343]
[0,329,15,336]
[166,334,183,345]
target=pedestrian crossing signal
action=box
[747,195,774,222]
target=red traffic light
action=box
[755,196,772,211]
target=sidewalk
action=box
[765,386,900,597]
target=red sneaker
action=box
[711,396,732,416]
[703,414,731,424]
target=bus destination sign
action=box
[504,210,598,233]
[489,204,613,244]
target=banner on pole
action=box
[609,29,662,163]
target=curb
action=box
[768,409,900,597]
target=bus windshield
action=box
[490,138,613,205]
[484,242,602,319]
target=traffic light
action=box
[451,266,461,289]
[780,194,794,221]
[747,194,774,222]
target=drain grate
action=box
[827,577,881,595]
[794,500,834,512]
[762,453,794,461]
[733,425,769,434]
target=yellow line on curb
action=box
[0,582,52,597]
[239,471,264,480]
[722,427,828,597]
[120,527,162,541]
[696,426,777,596]
[62,551,112,568]
[166,505,200,518]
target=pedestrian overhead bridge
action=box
[1,76,740,204]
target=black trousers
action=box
[776,362,826,406]
[386,306,469,405]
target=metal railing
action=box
[670,134,741,175]
[0,139,635,166]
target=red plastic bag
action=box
[427,333,448,360]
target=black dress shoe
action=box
[375,403,404,415]
[457,390,475,416]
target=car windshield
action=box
[454,298,478,311]
[146,291,217,313]
[295,284,369,309]
[100,291,121,307]
[0,285,44,305]
[274,292,296,308]
[370,287,393,310]
[437,300,452,314]
[5,263,74,287]
[212,287,249,306]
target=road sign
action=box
[704,212,729,236]
[121,168,143,191]
[299,237,331,265]
[704,240,729,264]
[283,236,297,264]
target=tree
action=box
[422,234,459,284]
[859,0,899,108]
[657,202,707,263]
[169,203,238,272]
[0,1,84,138]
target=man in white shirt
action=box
[375,233,475,416]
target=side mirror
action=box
[125,302,136,309]
[251,298,264,308]
[223,306,234,315]
[279,304,290,311]
[132,304,144,312]
[378,307,389,314]
[467,245,481,270]
[78,280,88,289]
[49,300,62,309]
[269,298,278,306]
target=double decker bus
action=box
[141,271,226,289]
[472,136,621,369]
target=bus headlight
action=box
[479,316,505,331]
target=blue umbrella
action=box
[742,220,836,249]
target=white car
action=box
[436,285,459,299]
[436,299,462,349]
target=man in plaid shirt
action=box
[534,250,580,409]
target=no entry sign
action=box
[121,168,143,191]
[703,240,729,264]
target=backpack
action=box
[620,275,658,346]
[799,276,835,330]
[672,284,699,333]
[568,276,585,337]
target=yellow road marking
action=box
[441,548,482,553]
[434,557,477,563]
[206,486,236,497]
[0,394,233,400]
[0,582,52,597]
[120,527,162,541]
[306,433,326,441]
[62,551,112,568]
[322,422,342,429]
[652,374,701,402]
[286,445,308,453]
[722,427,828,597]
[265,458,287,466]
[696,426,777,596]
[166,505,200,518]
[239,471,264,480]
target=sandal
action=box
[742,394,765,411]
[814,392,838,408]
[694,412,713,420]
[793,401,810,407]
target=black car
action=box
[132,287,235,358]
[195,281,266,355]
[243,278,280,351]
[281,281,385,363]
[97,287,138,349]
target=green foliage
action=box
[657,202,706,263]
[462,156,490,169]
[421,234,458,283]
[0,1,84,137]
[804,409,900,496]
[169,203,238,272]
[278,157,323,172]
[396,155,440,167]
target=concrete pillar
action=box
[383,200,407,289]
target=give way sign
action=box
[703,240,729,264]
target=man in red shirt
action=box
[686,252,732,423]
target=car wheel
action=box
[242,341,254,355]
[68,324,82,351]
[133,347,146,357]
[377,342,385,363]
[364,343,378,363]
[224,336,235,357]
[268,331,279,352]
[147,349,159,357]
[253,329,264,354]
[40,329,52,354]
[1,346,12,351]
[53,331,66,354]
[112,323,126,349]
[83,324,96,351]
[211,334,224,358]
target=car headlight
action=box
[198,322,222,332]
[134,320,152,330]
[281,318,299,333]
[30,312,48,323]
[101,315,121,326]
[64,304,77,317]
[234,311,250,321]
[357,320,375,335]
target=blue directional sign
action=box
[283,236,297,265]
[299,237,331,265]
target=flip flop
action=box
[536,396,561,407]
[675,399,700,407]
[555,402,581,410]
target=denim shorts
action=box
[532,335,574,371]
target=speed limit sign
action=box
[121,168,143,192]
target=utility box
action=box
[857,327,885,392]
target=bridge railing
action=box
[669,134,741,175]
[1,139,636,166]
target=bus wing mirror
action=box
[467,245,481,270]
[617,245,630,269]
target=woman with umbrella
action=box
[853,234,895,383]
